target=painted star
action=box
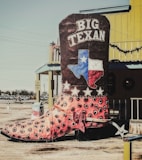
[80,56,87,63]
[115,124,128,138]
[83,87,92,96]
[96,87,104,96]
[71,87,80,96]
[63,81,70,90]
[110,121,128,138]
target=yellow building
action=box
[105,0,142,61]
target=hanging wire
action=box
[109,43,142,54]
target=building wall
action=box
[105,0,142,61]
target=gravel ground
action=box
[0,101,142,160]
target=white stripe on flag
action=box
[88,58,104,71]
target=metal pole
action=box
[137,99,139,120]
[48,71,53,108]
[131,98,133,120]
[125,99,127,120]
[123,141,132,160]
[119,99,121,120]
[35,74,40,102]
[56,73,58,96]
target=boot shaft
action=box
[59,13,110,97]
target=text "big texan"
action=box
[67,18,106,47]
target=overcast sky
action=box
[0,0,129,92]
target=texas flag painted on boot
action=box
[68,49,104,89]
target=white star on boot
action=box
[96,87,104,96]
[83,87,92,96]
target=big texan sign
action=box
[67,18,106,47]
[59,14,110,97]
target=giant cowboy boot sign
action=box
[1,13,111,142]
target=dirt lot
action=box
[0,101,142,160]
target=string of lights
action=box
[109,43,142,54]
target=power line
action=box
[0,34,48,47]
[0,25,49,38]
